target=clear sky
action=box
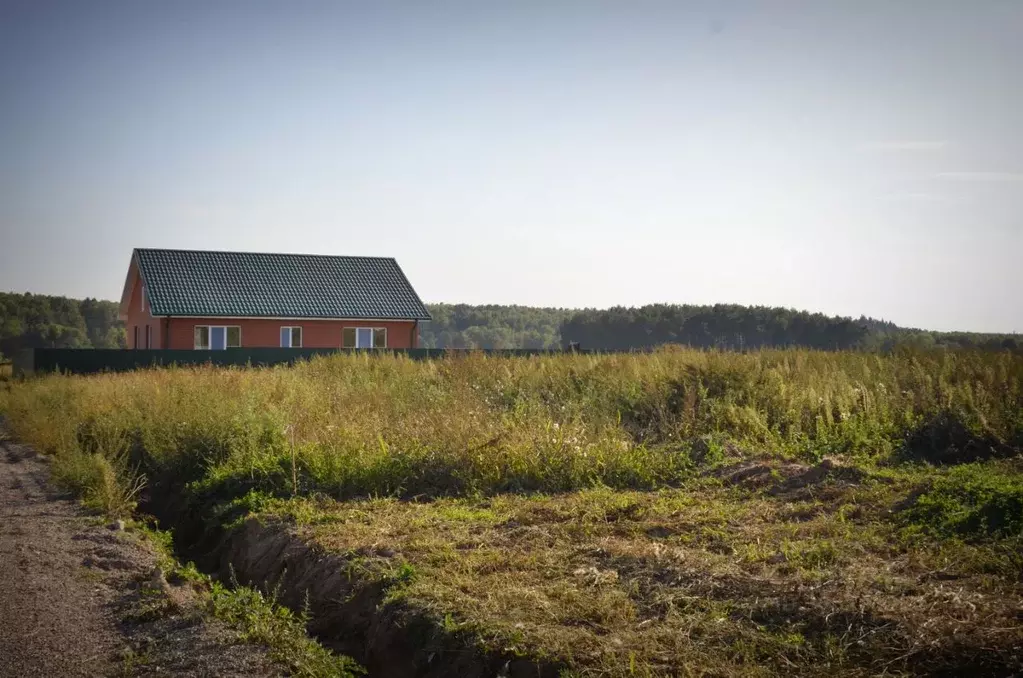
[1,1,1020,332]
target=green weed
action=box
[898,463,1023,539]
[208,577,363,677]
[50,446,146,517]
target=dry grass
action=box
[1,348,1021,675]
[254,460,1023,676]
[3,349,1021,500]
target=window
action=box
[194,325,241,350]
[141,285,146,312]
[145,325,152,349]
[342,327,386,349]
[133,326,139,349]
[280,326,303,348]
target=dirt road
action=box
[0,437,282,677]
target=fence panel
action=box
[13,347,579,376]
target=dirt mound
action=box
[709,458,867,494]
[709,459,806,489]
[767,459,868,495]
[901,411,1018,465]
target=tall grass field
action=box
[2,348,1022,676]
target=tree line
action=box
[418,304,570,349]
[559,304,1020,352]
[0,292,125,360]
[1,293,1017,359]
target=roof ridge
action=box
[135,247,397,262]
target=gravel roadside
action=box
[0,436,285,678]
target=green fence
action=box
[13,348,575,377]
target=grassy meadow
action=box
[1,348,1022,675]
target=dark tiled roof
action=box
[135,248,431,320]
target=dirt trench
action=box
[130,453,561,677]
[213,517,561,678]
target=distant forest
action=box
[559,304,1020,352]
[0,292,125,359]
[0,293,1018,360]
[418,304,570,349]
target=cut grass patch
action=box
[246,474,1023,676]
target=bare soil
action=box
[0,438,283,678]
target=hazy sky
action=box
[1,1,1020,332]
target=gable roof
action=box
[126,248,431,320]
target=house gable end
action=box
[118,252,143,321]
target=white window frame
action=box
[133,326,139,350]
[280,326,303,348]
[145,325,152,349]
[194,325,241,350]
[342,327,386,349]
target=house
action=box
[118,248,431,350]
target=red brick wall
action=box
[164,318,419,349]
[124,267,420,349]
[124,274,162,348]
